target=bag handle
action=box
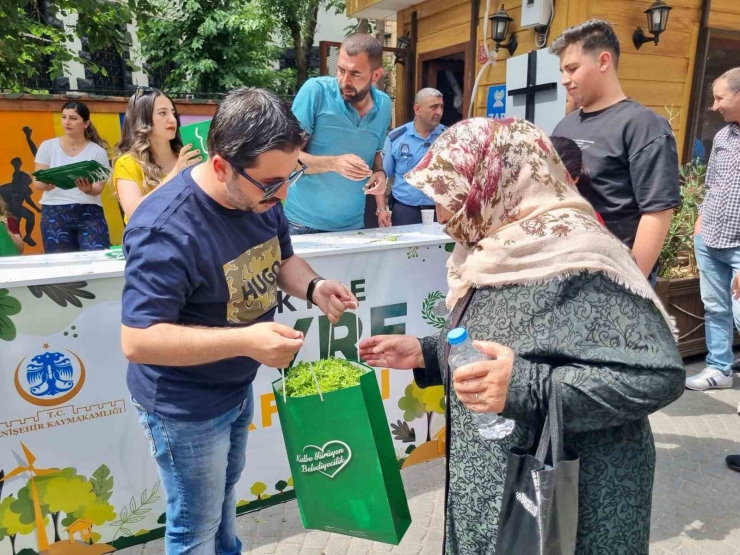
[535,369,565,464]
[280,309,361,403]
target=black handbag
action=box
[494,369,580,555]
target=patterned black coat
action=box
[414,272,685,555]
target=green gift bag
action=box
[273,363,412,544]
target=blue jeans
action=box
[695,235,740,374]
[132,387,254,555]
[288,220,326,235]
[41,204,110,253]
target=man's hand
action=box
[732,273,740,300]
[334,154,372,181]
[244,322,305,369]
[632,209,674,278]
[313,280,358,324]
[694,214,703,237]
[364,171,387,196]
[377,210,392,227]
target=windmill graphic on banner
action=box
[0,443,118,554]
[1,442,60,552]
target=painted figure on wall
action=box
[0,127,40,247]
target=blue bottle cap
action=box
[447,327,468,346]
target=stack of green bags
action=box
[33,160,111,190]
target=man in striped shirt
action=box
[686,67,740,394]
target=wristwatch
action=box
[306,276,325,305]
[376,206,390,215]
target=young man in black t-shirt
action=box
[551,20,680,282]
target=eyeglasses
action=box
[229,160,308,200]
[133,87,155,104]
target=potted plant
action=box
[655,162,716,357]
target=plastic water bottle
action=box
[447,328,515,440]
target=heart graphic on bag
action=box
[298,440,353,479]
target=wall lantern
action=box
[633,0,673,49]
[489,4,518,56]
[394,34,412,65]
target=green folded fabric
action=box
[33,160,111,190]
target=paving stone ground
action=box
[119,355,740,555]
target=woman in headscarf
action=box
[359,118,684,555]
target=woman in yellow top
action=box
[114,88,201,221]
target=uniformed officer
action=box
[382,88,446,226]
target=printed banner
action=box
[0,241,451,554]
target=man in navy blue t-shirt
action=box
[121,88,358,555]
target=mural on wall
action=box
[0,107,212,256]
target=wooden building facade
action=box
[347,0,740,163]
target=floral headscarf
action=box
[405,117,675,332]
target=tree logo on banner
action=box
[422,291,448,329]
[14,345,86,407]
[297,441,352,479]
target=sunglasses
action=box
[229,160,308,200]
[133,86,155,104]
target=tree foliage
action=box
[250,482,267,500]
[260,0,346,89]
[9,467,116,543]
[137,0,282,93]
[0,0,140,91]
[0,496,36,555]
[398,382,445,442]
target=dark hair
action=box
[550,136,593,198]
[341,33,383,69]
[207,87,305,169]
[550,19,621,68]
[61,100,110,151]
[116,88,183,193]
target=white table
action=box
[0,225,452,554]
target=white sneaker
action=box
[685,368,734,391]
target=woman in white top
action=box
[34,101,111,253]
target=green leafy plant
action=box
[137,0,280,93]
[0,0,140,92]
[659,162,706,279]
[260,0,346,88]
[284,358,365,397]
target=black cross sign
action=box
[507,50,558,123]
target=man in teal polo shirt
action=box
[285,33,392,234]
[383,88,446,226]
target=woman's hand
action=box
[163,144,202,184]
[34,181,54,192]
[75,178,103,196]
[175,144,202,173]
[359,335,424,369]
[453,341,515,414]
